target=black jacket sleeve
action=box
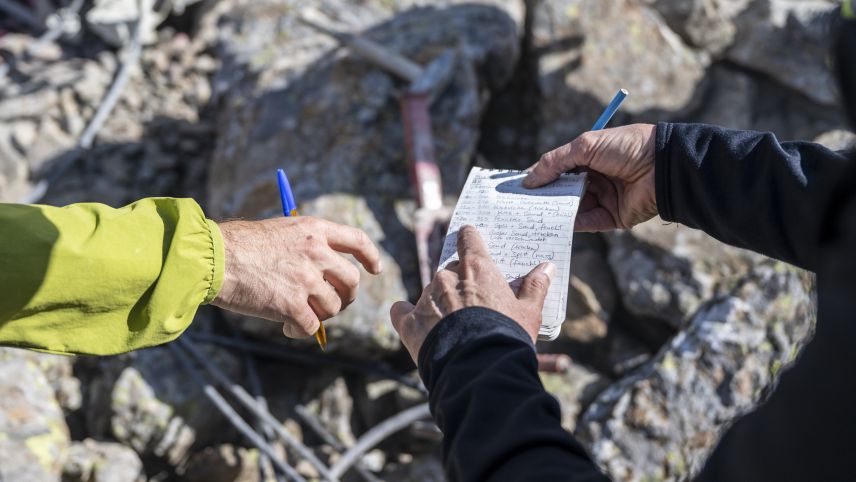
[655,122,851,271]
[418,307,608,482]
[694,159,856,481]
[657,122,856,480]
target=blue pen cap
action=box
[277,169,297,216]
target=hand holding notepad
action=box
[438,167,587,340]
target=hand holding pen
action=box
[523,89,658,232]
[211,172,383,343]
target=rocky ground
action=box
[0,0,852,481]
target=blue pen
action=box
[277,169,298,217]
[276,168,327,350]
[591,89,628,131]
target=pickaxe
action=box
[299,12,456,289]
[300,12,577,374]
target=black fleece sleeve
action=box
[694,156,856,481]
[655,122,850,271]
[418,307,608,482]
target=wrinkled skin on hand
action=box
[524,123,658,231]
[390,225,555,364]
[213,217,382,338]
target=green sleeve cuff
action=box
[204,219,225,305]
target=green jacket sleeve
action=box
[0,198,224,355]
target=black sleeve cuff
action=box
[417,307,533,391]
[655,121,676,223]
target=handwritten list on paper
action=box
[438,167,586,340]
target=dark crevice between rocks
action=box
[475,0,542,170]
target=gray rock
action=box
[578,263,816,481]
[562,249,619,343]
[687,64,849,140]
[179,444,260,482]
[645,0,753,55]
[382,454,444,482]
[63,439,145,482]
[726,0,840,106]
[535,0,709,152]
[84,345,240,468]
[208,2,519,356]
[540,363,610,432]
[814,129,856,151]
[0,348,81,413]
[607,218,760,329]
[0,355,70,482]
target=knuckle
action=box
[293,270,315,288]
[434,270,456,286]
[527,275,549,292]
[304,235,325,255]
[538,151,556,170]
[301,216,322,229]
[347,264,361,288]
[352,228,371,247]
[574,133,595,157]
[467,257,487,272]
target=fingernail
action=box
[543,262,556,281]
[522,175,536,188]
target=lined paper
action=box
[438,167,586,340]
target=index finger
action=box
[456,225,489,263]
[322,222,383,274]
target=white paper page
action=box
[438,167,586,340]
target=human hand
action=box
[212,217,382,338]
[523,123,658,231]
[389,225,555,364]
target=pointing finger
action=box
[322,221,383,275]
[456,225,490,263]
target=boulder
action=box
[562,248,619,343]
[606,218,760,330]
[62,439,145,482]
[725,0,840,106]
[645,0,753,55]
[208,2,519,356]
[534,0,708,152]
[686,63,849,140]
[814,129,856,151]
[84,345,240,468]
[179,444,261,482]
[0,356,70,482]
[540,363,610,432]
[578,262,816,481]
[0,348,81,413]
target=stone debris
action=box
[63,438,146,482]
[0,354,70,482]
[0,0,846,480]
[579,263,815,481]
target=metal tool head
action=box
[407,48,457,98]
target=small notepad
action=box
[438,167,586,341]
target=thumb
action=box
[390,300,415,329]
[523,138,587,188]
[517,262,556,308]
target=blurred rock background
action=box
[0,0,850,481]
